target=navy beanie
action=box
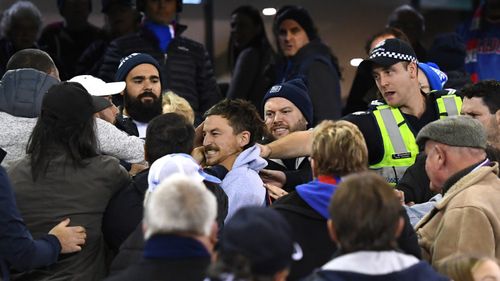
[275,6,317,41]
[263,78,313,127]
[115,53,161,82]
[418,62,448,91]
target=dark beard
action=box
[124,90,162,123]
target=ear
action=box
[237,130,250,148]
[327,219,339,244]
[434,144,447,168]
[408,61,418,79]
[495,109,500,125]
[394,217,405,238]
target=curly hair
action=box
[460,80,500,114]
[0,1,42,38]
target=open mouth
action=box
[273,127,289,135]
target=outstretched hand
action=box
[260,169,286,188]
[49,218,86,254]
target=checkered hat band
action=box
[370,51,417,62]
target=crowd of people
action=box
[0,0,500,280]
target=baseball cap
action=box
[147,153,222,193]
[69,75,125,97]
[220,207,303,275]
[41,82,95,126]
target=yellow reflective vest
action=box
[369,90,462,185]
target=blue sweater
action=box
[0,167,60,280]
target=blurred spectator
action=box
[417,62,448,93]
[98,0,221,125]
[162,91,195,125]
[0,1,42,77]
[437,255,500,281]
[269,5,342,124]
[225,5,274,114]
[7,82,129,280]
[76,0,141,76]
[427,32,471,90]
[387,4,427,61]
[39,0,105,80]
[457,0,500,82]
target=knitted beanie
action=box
[275,6,317,41]
[418,62,448,91]
[263,78,313,127]
[114,53,161,82]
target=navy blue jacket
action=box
[0,167,60,280]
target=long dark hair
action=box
[227,5,272,70]
[27,83,98,181]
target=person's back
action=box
[270,5,342,124]
[7,82,129,280]
[304,172,448,281]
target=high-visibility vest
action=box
[369,91,462,185]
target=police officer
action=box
[260,38,461,185]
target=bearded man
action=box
[114,53,163,138]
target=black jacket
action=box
[104,235,211,281]
[265,157,312,192]
[98,24,221,125]
[272,192,421,281]
[103,168,228,255]
[272,40,342,125]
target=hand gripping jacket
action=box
[370,90,462,185]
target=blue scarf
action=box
[143,234,211,259]
[144,20,174,53]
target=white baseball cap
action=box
[147,153,222,193]
[69,75,125,96]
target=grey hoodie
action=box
[0,69,59,118]
[221,144,267,221]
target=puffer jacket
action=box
[98,24,221,125]
[0,69,59,118]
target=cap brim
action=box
[92,81,126,96]
[92,96,112,112]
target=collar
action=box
[442,159,489,195]
[317,175,340,185]
[143,234,210,259]
[321,251,419,274]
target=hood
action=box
[0,68,59,118]
[296,179,338,219]
[232,144,267,172]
